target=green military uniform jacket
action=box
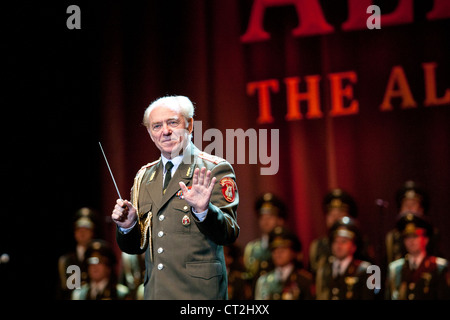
[308,236,331,275]
[243,237,273,280]
[316,256,375,300]
[254,265,314,300]
[387,255,450,300]
[116,142,240,300]
[385,227,442,265]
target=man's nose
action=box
[162,123,172,135]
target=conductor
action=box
[111,95,240,300]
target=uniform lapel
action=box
[160,142,198,207]
[145,160,163,211]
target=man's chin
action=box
[163,145,184,158]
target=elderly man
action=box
[111,95,239,300]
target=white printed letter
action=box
[66,5,81,30]
[366,265,381,290]
[366,5,381,29]
[66,265,81,289]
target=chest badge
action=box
[182,214,191,226]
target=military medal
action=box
[182,214,191,226]
[176,186,192,199]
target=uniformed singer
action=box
[111,95,240,299]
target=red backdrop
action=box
[96,0,450,266]
[3,1,450,298]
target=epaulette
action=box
[116,284,131,298]
[434,257,448,268]
[297,268,313,280]
[358,260,371,271]
[135,159,160,176]
[389,258,405,271]
[198,152,226,164]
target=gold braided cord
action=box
[132,164,153,259]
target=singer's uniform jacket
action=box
[116,142,240,300]
[254,266,315,300]
[315,256,375,300]
[386,255,450,300]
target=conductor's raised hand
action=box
[112,199,137,229]
[179,167,216,213]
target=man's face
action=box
[147,105,193,159]
[258,213,283,234]
[74,227,94,247]
[271,246,295,267]
[400,198,424,216]
[404,231,429,256]
[88,262,111,283]
[331,236,356,260]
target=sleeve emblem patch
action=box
[220,177,236,202]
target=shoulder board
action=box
[389,258,405,271]
[116,283,130,297]
[143,159,160,169]
[435,257,448,267]
[198,152,226,165]
[356,260,371,272]
[297,268,313,280]
[136,159,160,173]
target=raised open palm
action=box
[179,167,216,212]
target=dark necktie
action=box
[163,161,174,194]
[333,262,341,278]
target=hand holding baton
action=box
[99,142,136,226]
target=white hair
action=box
[143,95,195,129]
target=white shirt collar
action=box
[260,234,269,249]
[275,263,294,282]
[76,245,86,261]
[333,255,353,275]
[161,154,183,174]
[409,252,426,268]
[90,278,109,299]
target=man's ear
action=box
[187,118,194,134]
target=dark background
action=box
[1,0,449,300]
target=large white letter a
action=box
[66,5,81,30]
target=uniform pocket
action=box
[186,261,223,280]
[172,199,191,233]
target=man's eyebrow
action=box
[150,116,180,125]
